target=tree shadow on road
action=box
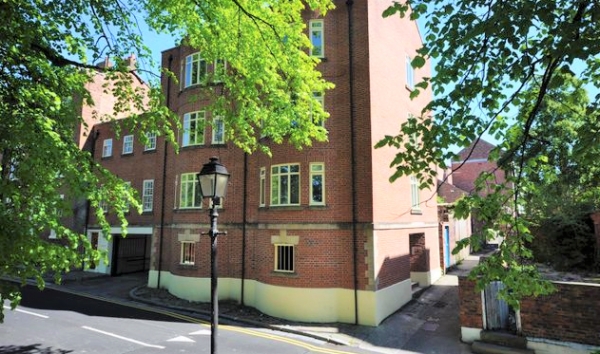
[0,344,72,354]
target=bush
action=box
[530,215,595,271]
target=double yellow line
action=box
[224,324,357,354]
[170,312,357,354]
[141,305,357,354]
[61,289,359,354]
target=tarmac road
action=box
[3,256,480,354]
[2,284,385,353]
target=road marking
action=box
[50,293,357,354]
[189,329,211,335]
[82,326,165,349]
[147,312,356,354]
[3,305,49,319]
[224,325,355,354]
[167,336,195,342]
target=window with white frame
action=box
[180,173,202,208]
[180,241,196,265]
[97,183,109,213]
[274,244,295,272]
[312,92,324,127]
[49,194,65,239]
[122,135,134,154]
[309,163,325,205]
[102,139,112,157]
[410,132,420,149]
[123,181,132,212]
[259,167,266,207]
[99,200,108,214]
[142,179,154,212]
[406,55,415,90]
[309,19,324,58]
[182,111,205,146]
[410,175,420,210]
[184,52,207,88]
[211,115,225,144]
[259,118,267,138]
[270,164,300,206]
[144,132,157,151]
[408,116,421,149]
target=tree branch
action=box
[31,43,104,70]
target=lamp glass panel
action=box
[199,174,216,198]
[215,174,229,198]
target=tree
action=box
[380,1,600,308]
[0,0,333,322]
[147,0,334,153]
[507,73,599,271]
[509,73,597,216]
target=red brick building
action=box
[438,175,472,271]
[451,139,507,246]
[50,55,151,254]
[451,139,505,195]
[86,1,439,326]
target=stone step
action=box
[480,331,528,349]
[471,341,534,354]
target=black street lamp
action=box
[197,157,230,354]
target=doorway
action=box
[111,234,151,276]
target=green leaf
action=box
[411,55,426,69]
[0,0,335,321]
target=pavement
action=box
[35,257,481,354]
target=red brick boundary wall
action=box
[459,276,600,347]
[458,277,483,329]
[520,282,600,346]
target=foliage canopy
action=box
[0,0,333,321]
[382,0,600,307]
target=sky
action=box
[129,9,490,158]
[133,24,178,84]
[130,6,507,154]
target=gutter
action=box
[346,0,359,325]
[241,152,248,305]
[82,128,100,270]
[157,54,173,288]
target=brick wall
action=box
[374,230,411,290]
[520,282,600,346]
[92,1,437,305]
[88,119,164,228]
[77,58,147,150]
[439,222,446,270]
[458,276,483,329]
[409,233,428,272]
[451,139,507,196]
[459,277,600,347]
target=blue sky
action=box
[132,10,502,153]
[134,24,177,83]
